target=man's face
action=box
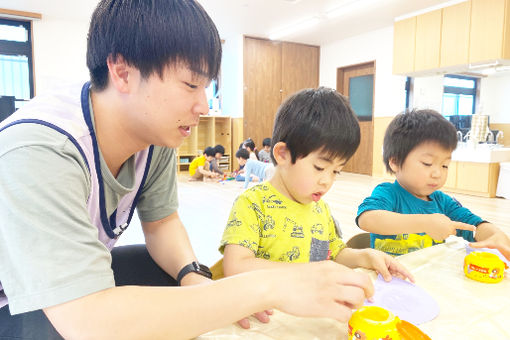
[125,64,210,149]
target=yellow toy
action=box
[464,251,505,283]
[348,306,430,340]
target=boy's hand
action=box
[426,214,475,241]
[364,249,415,282]
[274,261,373,322]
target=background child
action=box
[210,144,225,175]
[243,138,258,160]
[235,148,275,189]
[220,87,413,327]
[189,146,218,181]
[357,109,510,256]
[258,137,272,163]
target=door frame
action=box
[336,61,376,175]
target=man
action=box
[0,1,373,338]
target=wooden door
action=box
[243,37,282,151]
[337,62,375,176]
[469,0,506,63]
[281,42,320,102]
[440,1,471,67]
[392,17,416,74]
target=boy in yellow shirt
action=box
[189,146,217,181]
[220,87,413,328]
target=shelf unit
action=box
[177,115,232,174]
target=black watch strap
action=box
[177,261,212,285]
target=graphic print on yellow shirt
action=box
[374,233,443,256]
[220,182,345,263]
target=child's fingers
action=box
[453,222,476,231]
[389,261,415,283]
[237,318,250,329]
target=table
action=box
[197,239,510,339]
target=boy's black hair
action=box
[204,146,216,157]
[270,87,360,164]
[243,139,255,151]
[383,109,457,174]
[262,138,271,147]
[235,148,250,160]
[87,0,222,91]
[214,144,225,155]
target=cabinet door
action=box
[393,17,416,74]
[456,162,489,193]
[444,161,457,189]
[243,37,282,148]
[415,9,442,71]
[469,0,506,63]
[440,1,471,67]
[281,42,319,101]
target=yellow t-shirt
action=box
[188,155,206,176]
[220,182,345,263]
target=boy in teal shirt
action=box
[357,109,510,255]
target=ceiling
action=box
[1,0,460,45]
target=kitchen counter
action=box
[451,143,510,163]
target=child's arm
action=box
[358,210,475,241]
[197,165,216,178]
[334,247,414,282]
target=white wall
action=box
[32,18,91,94]
[320,26,407,117]
[219,34,243,118]
[480,73,510,124]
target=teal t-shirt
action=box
[356,180,483,255]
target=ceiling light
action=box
[268,17,320,40]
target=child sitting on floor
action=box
[257,138,272,163]
[356,109,510,256]
[210,144,225,176]
[188,146,218,181]
[219,87,413,328]
[235,148,275,189]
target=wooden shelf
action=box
[177,116,232,173]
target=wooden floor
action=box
[118,172,510,267]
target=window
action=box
[442,74,478,115]
[0,18,34,112]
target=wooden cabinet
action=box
[393,17,416,74]
[177,116,232,173]
[444,161,500,197]
[415,9,442,71]
[243,37,319,149]
[469,0,510,64]
[440,1,471,67]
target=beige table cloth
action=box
[197,238,510,339]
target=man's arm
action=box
[45,258,373,339]
[358,210,475,241]
[141,211,207,285]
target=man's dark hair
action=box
[204,146,216,157]
[270,87,360,164]
[214,144,225,155]
[235,148,250,160]
[262,138,271,147]
[383,109,457,174]
[87,0,222,91]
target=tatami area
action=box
[117,172,510,267]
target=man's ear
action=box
[272,142,291,165]
[106,54,136,94]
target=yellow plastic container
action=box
[348,306,430,340]
[464,251,505,283]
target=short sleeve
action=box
[219,195,260,255]
[136,147,179,222]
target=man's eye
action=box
[314,165,324,171]
[185,82,198,89]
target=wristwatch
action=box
[177,261,212,285]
